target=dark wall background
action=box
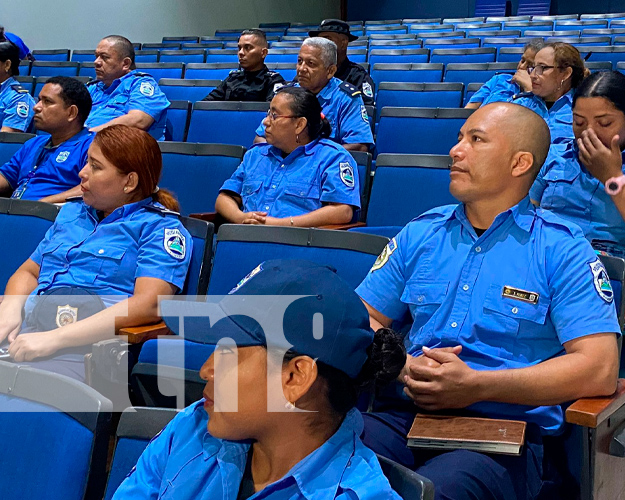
[347,0,625,21]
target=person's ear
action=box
[561,66,573,83]
[125,171,140,193]
[295,117,308,136]
[66,104,79,123]
[327,64,337,79]
[121,56,132,72]
[261,47,268,58]
[282,356,318,404]
[510,151,535,178]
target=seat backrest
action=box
[0,131,36,165]
[370,40,424,51]
[104,407,177,500]
[71,50,95,63]
[474,0,507,17]
[376,107,474,155]
[134,50,159,63]
[0,199,60,293]
[208,225,390,294]
[265,63,297,82]
[164,100,191,142]
[159,78,221,103]
[516,0,552,16]
[0,361,112,500]
[371,63,444,88]
[265,48,300,64]
[422,38,482,49]
[367,154,458,227]
[377,83,464,117]
[78,62,97,79]
[30,61,80,77]
[599,255,625,331]
[204,49,239,64]
[431,47,497,64]
[464,82,484,105]
[159,49,206,64]
[178,216,214,296]
[444,62,517,88]
[32,49,70,62]
[135,62,184,80]
[33,76,89,99]
[187,101,269,147]
[576,46,625,70]
[376,454,435,500]
[184,62,239,80]
[14,76,36,95]
[368,49,430,66]
[350,150,373,222]
[158,141,245,215]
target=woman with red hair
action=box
[0,125,192,381]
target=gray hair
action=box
[523,38,545,54]
[301,37,337,67]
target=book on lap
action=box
[407,414,527,456]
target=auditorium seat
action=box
[0,362,112,500]
[159,78,220,102]
[554,20,608,31]
[545,36,611,47]
[444,62,517,88]
[525,30,581,37]
[369,39,424,51]
[413,31,466,40]
[575,46,625,69]
[376,83,464,117]
[366,154,457,227]
[516,0,553,16]
[30,61,80,78]
[497,47,526,62]
[14,76,35,95]
[364,26,409,36]
[474,0,507,17]
[467,29,522,38]
[369,49,429,66]
[184,63,239,80]
[162,36,200,44]
[78,62,96,79]
[159,49,206,64]
[265,63,297,81]
[135,62,184,80]
[422,38,482,50]
[158,142,246,215]
[142,42,180,51]
[463,82,483,105]
[182,41,223,49]
[350,150,373,222]
[33,76,90,98]
[31,49,70,62]
[164,100,192,142]
[346,48,367,64]
[371,63,445,89]
[264,48,300,64]
[186,101,269,147]
[407,23,455,34]
[430,47,497,65]
[70,50,95,63]
[204,49,239,64]
[455,21,501,31]
[376,107,474,155]
[502,21,554,35]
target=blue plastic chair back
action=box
[135,63,184,80]
[516,0,552,16]
[187,101,269,147]
[159,78,219,103]
[265,49,299,64]
[266,64,297,82]
[576,47,625,70]
[159,142,245,215]
[134,50,159,63]
[178,216,214,296]
[205,50,239,64]
[431,48,497,65]
[369,49,429,66]
[164,101,191,143]
[367,154,458,227]
[349,225,404,239]
[444,63,516,88]
[78,62,97,79]
[71,51,94,63]
[0,131,35,165]
[376,83,463,122]
[159,50,206,64]
[184,63,238,80]
[371,63,444,88]
[30,62,80,77]
[32,50,70,62]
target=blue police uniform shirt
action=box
[0,128,93,200]
[5,33,31,60]
[255,78,374,147]
[26,197,191,314]
[356,197,620,435]
[530,142,625,245]
[220,139,361,217]
[0,76,35,132]
[520,90,574,145]
[112,403,402,500]
[85,70,170,140]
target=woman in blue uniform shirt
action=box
[0,125,192,381]
[531,71,625,252]
[112,259,406,500]
[527,42,590,145]
[216,86,360,227]
[0,40,35,132]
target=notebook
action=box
[407,414,527,456]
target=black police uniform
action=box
[335,58,375,106]
[202,65,286,102]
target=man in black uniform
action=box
[309,19,375,105]
[202,29,286,102]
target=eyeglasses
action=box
[266,110,299,121]
[527,64,557,76]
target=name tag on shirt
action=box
[502,286,539,305]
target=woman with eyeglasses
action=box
[531,71,625,253]
[216,86,360,227]
[527,42,590,145]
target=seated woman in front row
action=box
[112,260,406,500]
[0,125,192,381]
[531,71,625,255]
[216,86,360,227]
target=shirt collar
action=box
[317,77,339,103]
[451,196,536,235]
[264,138,321,161]
[49,128,92,148]
[85,195,153,223]
[550,89,574,112]
[98,70,136,92]
[244,65,268,79]
[0,77,16,91]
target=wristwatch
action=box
[605,175,625,196]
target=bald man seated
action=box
[356,103,620,500]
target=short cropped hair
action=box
[301,37,337,67]
[45,76,93,126]
[240,29,268,47]
[102,35,136,68]
[523,38,545,54]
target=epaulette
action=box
[412,204,456,222]
[10,84,29,94]
[86,79,99,86]
[535,207,584,238]
[338,80,362,98]
[228,69,242,75]
[145,203,181,217]
[134,72,151,77]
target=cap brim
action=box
[308,29,359,42]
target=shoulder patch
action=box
[10,84,29,94]
[339,162,355,188]
[362,81,373,98]
[360,104,369,123]
[371,238,397,272]
[55,151,71,163]
[339,80,361,97]
[589,258,614,303]
[164,228,186,260]
[139,81,155,97]
[16,102,30,118]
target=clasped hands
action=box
[0,315,61,362]
[401,345,481,410]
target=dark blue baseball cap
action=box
[161,259,374,379]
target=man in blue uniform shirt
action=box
[0,76,93,202]
[85,35,169,140]
[0,40,35,132]
[253,37,373,152]
[356,102,620,500]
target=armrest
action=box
[118,321,172,344]
[318,222,367,231]
[189,211,218,222]
[565,379,625,428]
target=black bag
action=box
[27,287,106,332]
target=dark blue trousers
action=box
[361,410,560,500]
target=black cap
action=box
[309,19,358,42]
